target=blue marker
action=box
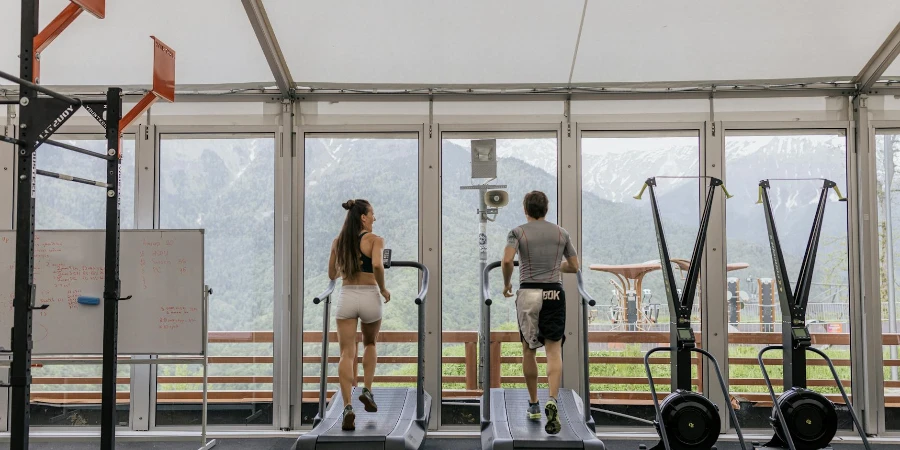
[77,296,101,306]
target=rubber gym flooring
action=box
[17,438,894,449]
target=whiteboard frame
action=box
[0,285,214,449]
[0,229,207,356]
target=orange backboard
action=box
[151,36,176,103]
[72,0,105,19]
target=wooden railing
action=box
[27,330,900,407]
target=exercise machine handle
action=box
[832,185,846,201]
[576,271,597,307]
[312,279,337,305]
[633,182,649,200]
[391,261,430,304]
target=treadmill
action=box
[481,261,605,449]
[294,255,432,450]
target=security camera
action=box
[484,190,509,208]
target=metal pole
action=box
[576,271,596,425]
[100,87,123,450]
[10,1,40,447]
[390,261,430,422]
[416,280,426,422]
[0,69,80,106]
[36,169,109,187]
[478,193,489,422]
[202,287,210,448]
[310,279,335,425]
[886,135,898,380]
[317,293,331,424]
[42,138,115,161]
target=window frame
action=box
[293,124,425,430]
[576,122,707,431]
[151,125,281,431]
[722,120,861,435]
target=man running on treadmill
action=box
[502,190,579,435]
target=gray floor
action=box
[18,438,894,450]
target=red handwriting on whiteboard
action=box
[158,305,198,330]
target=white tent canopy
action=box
[2,0,900,92]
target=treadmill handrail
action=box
[311,261,430,426]
[392,261,429,305]
[312,279,337,425]
[576,270,596,425]
[576,271,597,308]
[482,260,506,305]
[312,279,337,305]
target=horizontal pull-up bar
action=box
[36,169,108,188]
[42,139,114,161]
[0,70,80,106]
[0,135,25,147]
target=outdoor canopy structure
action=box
[2,0,900,100]
[4,0,900,447]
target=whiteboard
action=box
[0,230,205,355]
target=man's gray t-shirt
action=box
[506,220,577,284]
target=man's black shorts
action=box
[518,282,566,345]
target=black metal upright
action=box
[101,87,123,450]
[758,179,835,390]
[643,177,721,392]
[9,1,40,448]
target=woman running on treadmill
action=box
[502,191,579,435]
[328,199,391,431]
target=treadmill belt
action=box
[320,387,408,438]
[504,389,582,447]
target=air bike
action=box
[293,250,432,450]
[632,176,748,450]
[754,179,871,450]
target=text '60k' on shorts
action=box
[516,282,566,349]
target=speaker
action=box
[470,139,497,179]
[484,190,509,208]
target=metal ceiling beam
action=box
[241,0,294,99]
[295,85,856,102]
[855,21,900,92]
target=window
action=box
[158,134,276,426]
[580,132,700,427]
[440,132,558,425]
[876,131,900,429]
[36,137,135,229]
[29,136,135,426]
[29,364,130,428]
[301,134,419,423]
[725,131,850,429]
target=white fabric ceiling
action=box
[265,0,585,85]
[0,0,273,86]
[571,0,900,83]
[888,58,900,76]
[1,0,899,89]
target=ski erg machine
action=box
[755,178,871,450]
[634,176,748,450]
